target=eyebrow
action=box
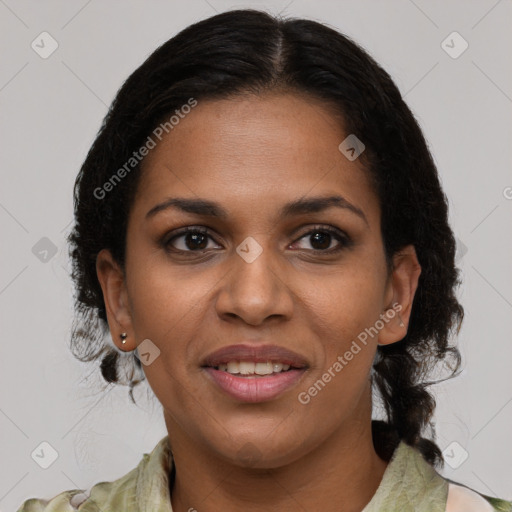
[145,195,368,225]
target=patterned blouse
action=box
[17,435,512,511]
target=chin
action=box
[211,433,308,470]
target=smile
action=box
[214,360,291,376]
[201,343,309,403]
[203,365,306,403]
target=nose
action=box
[215,240,294,326]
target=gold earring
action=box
[120,333,128,344]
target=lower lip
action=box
[203,367,306,403]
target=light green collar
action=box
[362,441,448,511]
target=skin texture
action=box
[96,91,421,512]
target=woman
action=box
[17,9,511,512]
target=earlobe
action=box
[377,245,421,347]
[96,249,134,351]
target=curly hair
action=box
[67,9,463,467]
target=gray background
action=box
[1,0,511,509]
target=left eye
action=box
[291,227,348,252]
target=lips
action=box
[201,344,308,403]
[202,344,308,369]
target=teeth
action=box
[215,360,293,375]
[255,362,273,375]
[239,361,255,375]
[226,361,239,374]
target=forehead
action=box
[132,92,379,227]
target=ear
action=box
[377,244,421,346]
[96,249,135,351]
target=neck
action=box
[166,396,388,512]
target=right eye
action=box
[164,227,222,253]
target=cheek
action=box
[123,252,222,398]
[296,262,384,401]
[301,259,386,343]
[125,250,214,339]
[297,303,377,427]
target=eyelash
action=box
[162,225,352,255]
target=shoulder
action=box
[16,490,95,512]
[16,466,139,512]
[367,440,511,512]
[446,482,512,512]
[15,436,170,512]
[399,442,512,512]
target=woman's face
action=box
[98,91,419,468]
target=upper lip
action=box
[202,344,308,369]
